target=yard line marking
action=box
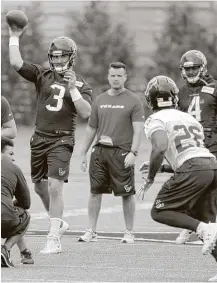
[26,230,202,245]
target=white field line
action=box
[30,203,153,220]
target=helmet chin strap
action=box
[54,61,71,74]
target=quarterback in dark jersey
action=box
[8,24,92,254]
[176,50,217,247]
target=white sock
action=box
[196,222,207,238]
[49,218,62,237]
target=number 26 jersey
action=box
[144,109,214,171]
[17,62,92,134]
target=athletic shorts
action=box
[152,157,217,223]
[1,207,30,239]
[30,132,74,183]
[89,145,135,196]
[204,131,217,157]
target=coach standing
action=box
[78,62,144,243]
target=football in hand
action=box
[6,10,28,29]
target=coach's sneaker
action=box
[121,230,135,244]
[208,273,217,282]
[59,220,69,238]
[78,229,98,242]
[39,235,62,254]
[175,229,193,244]
[1,245,14,268]
[201,223,217,255]
[20,249,34,264]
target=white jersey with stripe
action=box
[144,109,214,171]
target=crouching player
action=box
[138,76,217,282]
[1,137,33,267]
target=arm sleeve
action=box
[88,100,98,128]
[14,165,31,209]
[75,75,92,105]
[144,117,166,140]
[17,61,43,84]
[1,97,14,124]
[131,98,145,122]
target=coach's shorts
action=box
[89,145,135,196]
[152,158,217,223]
[30,132,74,183]
[1,207,30,239]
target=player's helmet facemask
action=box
[48,36,77,74]
[180,50,207,84]
[145,76,179,110]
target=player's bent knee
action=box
[48,178,63,196]
[151,206,160,222]
[34,181,47,196]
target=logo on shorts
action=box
[124,185,132,193]
[59,168,66,176]
[155,199,164,209]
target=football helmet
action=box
[48,36,77,73]
[180,50,207,84]
[145,76,179,110]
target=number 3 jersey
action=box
[144,109,215,171]
[178,75,217,153]
[17,62,92,134]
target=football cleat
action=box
[201,223,217,255]
[175,229,193,244]
[39,235,62,254]
[20,249,34,264]
[1,245,14,268]
[121,230,135,244]
[78,229,98,242]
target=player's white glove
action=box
[136,178,154,200]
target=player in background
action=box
[7,22,92,254]
[138,75,217,282]
[1,96,17,139]
[176,50,217,245]
[1,96,34,264]
[1,137,32,267]
[78,62,144,243]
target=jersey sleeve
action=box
[88,99,98,128]
[144,117,166,140]
[1,96,14,124]
[14,165,31,210]
[75,75,92,105]
[131,97,145,122]
[17,61,43,84]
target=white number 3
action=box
[188,96,201,121]
[46,84,65,112]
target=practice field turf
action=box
[2,236,216,283]
[1,125,216,282]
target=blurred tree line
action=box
[146,4,217,86]
[1,2,217,125]
[66,1,136,99]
